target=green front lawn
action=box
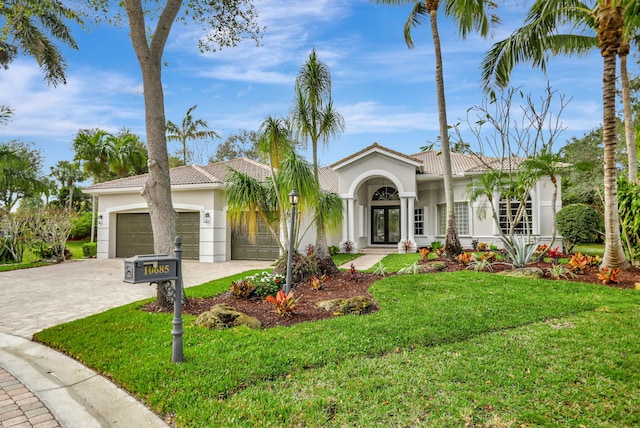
[35,270,640,427]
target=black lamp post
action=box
[285,188,300,294]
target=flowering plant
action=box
[245,271,285,297]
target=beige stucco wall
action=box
[94,186,227,262]
[336,152,418,196]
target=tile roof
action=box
[86,147,520,193]
[319,166,339,193]
[410,151,491,176]
[86,158,271,191]
[330,142,422,169]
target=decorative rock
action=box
[498,267,544,279]
[316,295,374,316]
[195,304,262,330]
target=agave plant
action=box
[501,235,539,268]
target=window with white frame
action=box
[498,194,533,235]
[437,202,469,235]
[414,207,424,235]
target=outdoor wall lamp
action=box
[203,212,211,224]
[284,188,300,294]
[98,214,103,225]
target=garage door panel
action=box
[231,216,279,261]
[116,213,200,260]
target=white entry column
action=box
[400,197,407,243]
[407,197,415,243]
[341,199,348,243]
[348,198,356,245]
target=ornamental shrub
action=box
[82,242,97,258]
[245,271,285,297]
[556,204,603,254]
[70,211,95,240]
[273,252,319,284]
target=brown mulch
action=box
[142,259,640,329]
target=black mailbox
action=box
[123,254,179,284]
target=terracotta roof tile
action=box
[331,142,422,169]
[319,167,339,192]
[86,158,273,191]
[410,151,497,175]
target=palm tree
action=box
[166,105,220,165]
[373,0,497,258]
[480,0,635,268]
[258,115,294,244]
[225,169,282,251]
[225,151,321,253]
[0,144,48,212]
[290,49,345,270]
[0,105,13,125]
[480,0,640,184]
[0,0,81,86]
[106,131,148,178]
[522,146,567,253]
[73,129,112,183]
[73,128,112,243]
[50,160,85,211]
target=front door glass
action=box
[372,206,400,244]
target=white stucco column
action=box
[400,197,407,242]
[348,198,356,244]
[341,199,348,243]
[408,197,415,243]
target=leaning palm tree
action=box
[0,0,81,86]
[166,105,220,165]
[480,0,635,268]
[290,49,345,272]
[373,0,497,258]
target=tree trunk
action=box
[125,0,182,307]
[598,7,629,268]
[619,47,637,183]
[429,5,461,258]
[312,139,337,272]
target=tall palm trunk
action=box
[312,150,337,273]
[619,42,637,183]
[428,1,462,257]
[598,2,629,269]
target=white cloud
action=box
[0,61,144,140]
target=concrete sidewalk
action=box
[0,258,272,427]
[338,253,386,271]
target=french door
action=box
[371,206,400,244]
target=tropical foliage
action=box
[479,0,639,268]
[0,141,49,212]
[0,0,82,86]
[290,48,345,263]
[166,104,219,165]
[373,0,500,258]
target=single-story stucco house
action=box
[86,143,561,262]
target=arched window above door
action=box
[372,186,399,201]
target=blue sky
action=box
[0,0,614,175]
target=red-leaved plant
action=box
[597,267,620,284]
[229,279,256,299]
[266,290,297,316]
